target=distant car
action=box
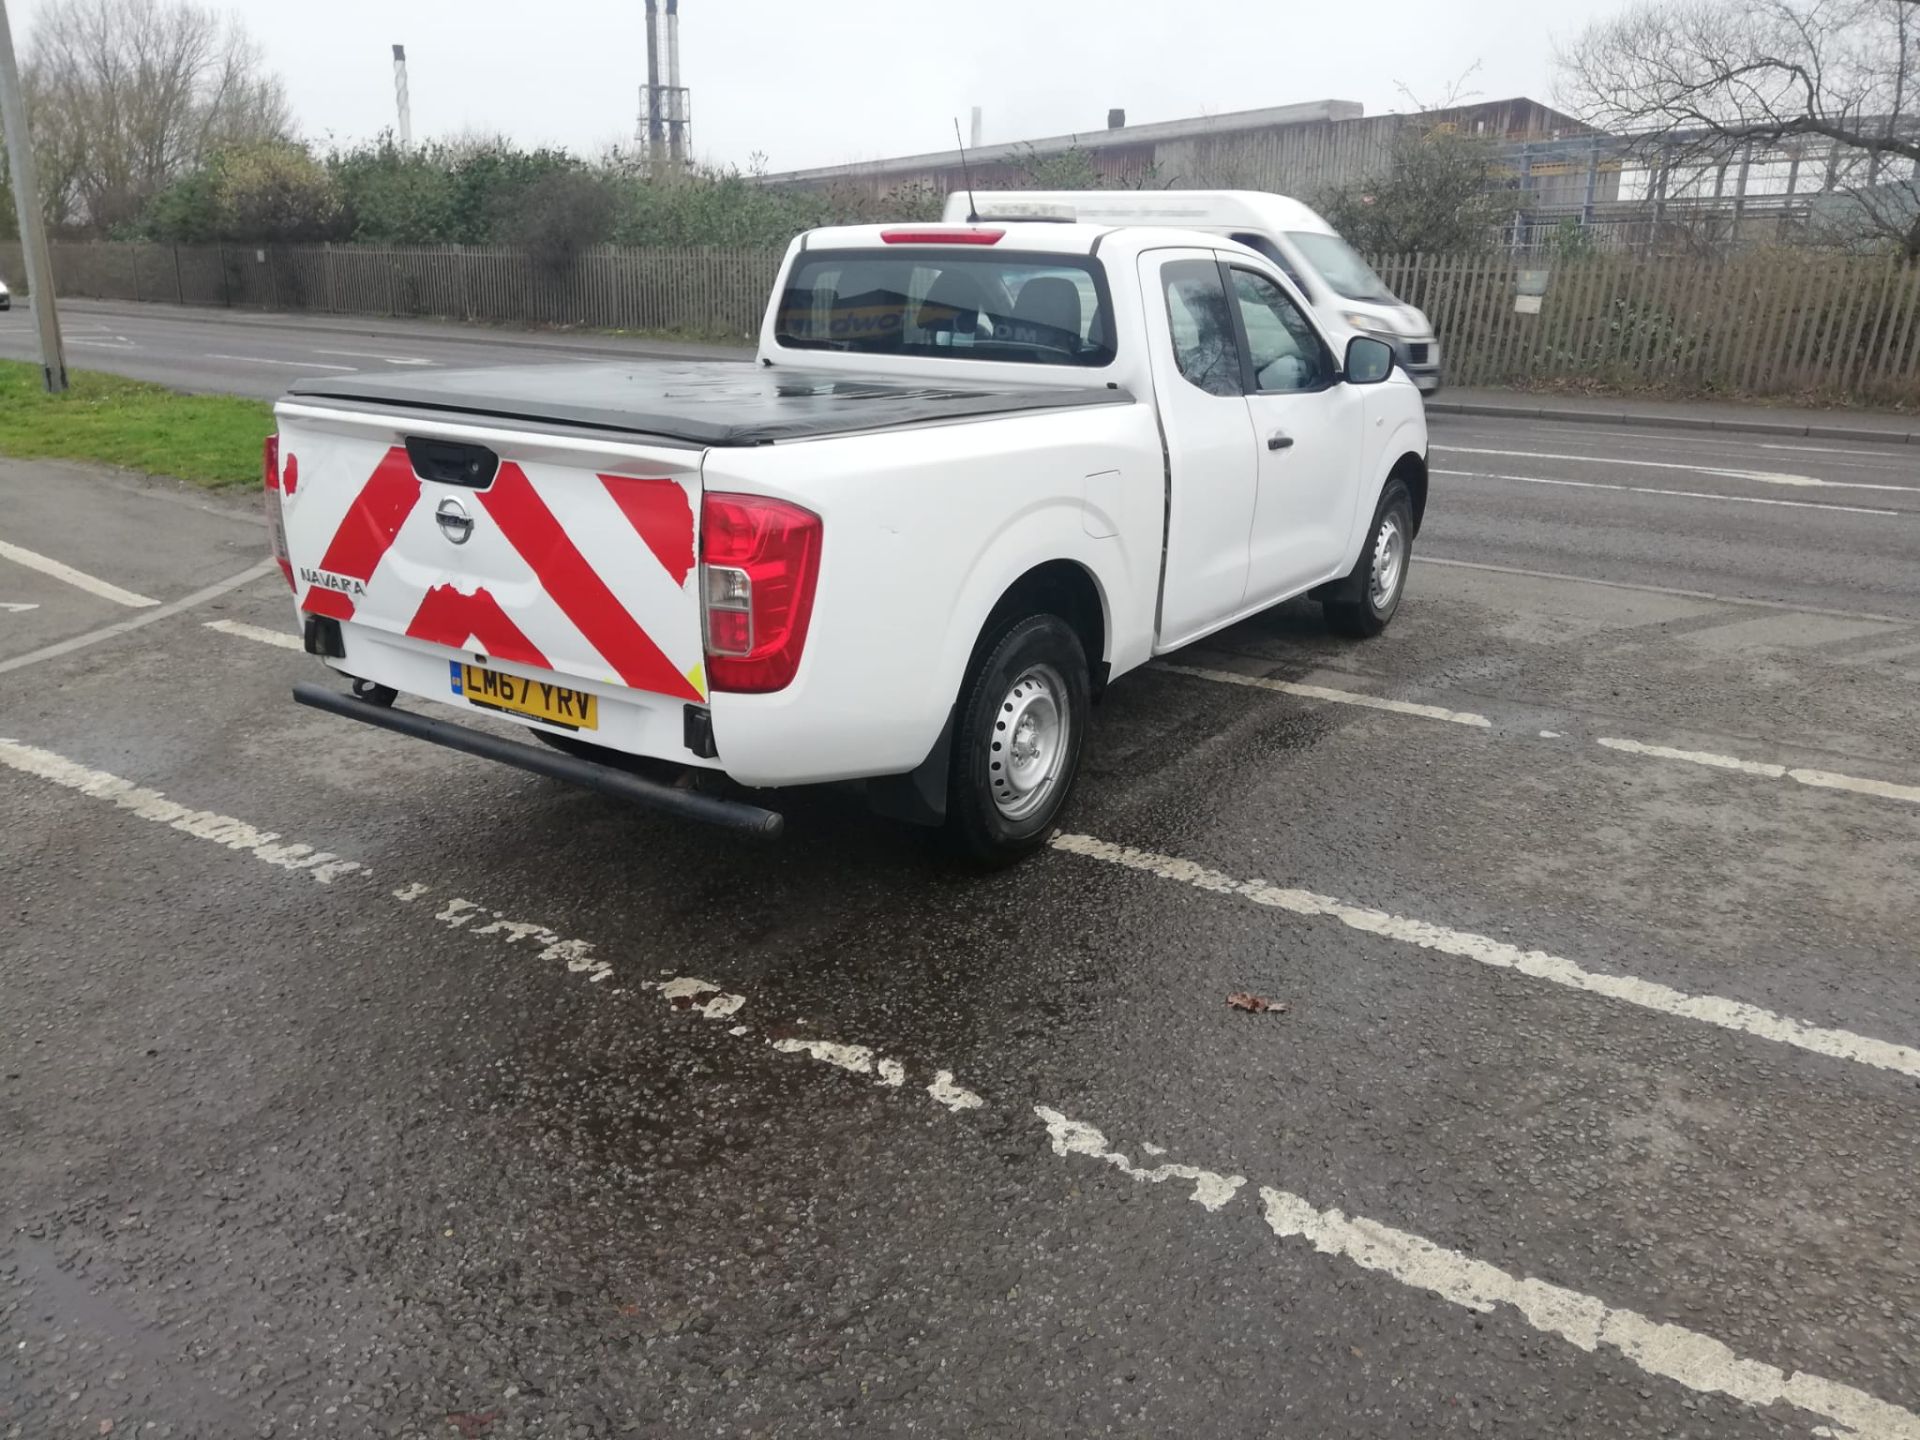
[0,276,11,311]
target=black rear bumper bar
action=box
[292,682,784,840]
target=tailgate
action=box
[274,402,707,703]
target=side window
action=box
[1230,233,1309,294]
[1229,269,1333,393]
[1161,259,1243,398]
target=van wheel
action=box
[1324,480,1413,639]
[947,614,1090,866]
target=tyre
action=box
[946,613,1090,865]
[1323,480,1413,639]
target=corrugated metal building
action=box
[762,96,1612,208]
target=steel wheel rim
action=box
[1370,515,1406,611]
[990,664,1069,821]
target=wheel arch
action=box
[1390,450,1428,535]
[974,558,1110,692]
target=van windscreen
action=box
[774,250,1116,368]
[1287,232,1395,304]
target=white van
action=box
[942,190,1440,393]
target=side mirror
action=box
[1344,335,1395,386]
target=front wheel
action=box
[1323,481,1414,639]
[946,614,1090,865]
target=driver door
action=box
[1225,263,1367,603]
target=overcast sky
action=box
[18,0,1628,170]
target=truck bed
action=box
[286,361,1133,447]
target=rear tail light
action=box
[700,493,822,694]
[263,433,294,591]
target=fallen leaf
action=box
[447,1412,498,1438]
[616,1303,641,1317]
[1227,993,1287,1014]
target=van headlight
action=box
[1344,311,1402,336]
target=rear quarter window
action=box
[775,249,1116,368]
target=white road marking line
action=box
[1253,1186,1919,1439]
[0,560,277,677]
[204,618,302,651]
[1416,555,1918,628]
[0,539,159,608]
[928,1070,985,1111]
[1169,641,1918,818]
[203,353,357,371]
[1433,469,1903,519]
[1050,833,1920,1081]
[1433,445,1920,495]
[1159,663,1492,728]
[312,348,434,366]
[0,739,367,883]
[1597,736,1787,778]
[1037,1108,1246,1211]
[0,735,980,1109]
[1599,737,1920,807]
[1038,1108,1920,1440]
[0,601,38,614]
[6,735,1914,1435]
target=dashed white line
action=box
[204,618,303,651]
[1433,445,1920,495]
[0,560,277,676]
[1600,737,1920,807]
[312,348,435,366]
[5,735,1916,1436]
[1433,469,1903,518]
[1039,1108,1920,1440]
[1597,736,1787,779]
[203,353,356,371]
[1415,555,1919,627]
[0,738,366,883]
[1050,833,1920,1081]
[0,539,159,607]
[1159,663,1492,728]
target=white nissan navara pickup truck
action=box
[272,222,1429,862]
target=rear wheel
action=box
[1323,480,1413,639]
[946,614,1090,865]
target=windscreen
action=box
[1287,231,1396,304]
[774,250,1116,368]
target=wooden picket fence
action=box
[4,240,1918,403]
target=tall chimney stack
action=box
[970,106,983,149]
[1107,108,1126,130]
[643,0,664,164]
[666,0,685,166]
[392,45,412,150]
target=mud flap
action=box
[865,707,956,827]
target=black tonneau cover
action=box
[286,361,1132,446]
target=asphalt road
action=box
[0,298,745,400]
[5,310,1920,1438]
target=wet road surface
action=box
[4,410,1920,1437]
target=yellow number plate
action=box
[451,663,599,731]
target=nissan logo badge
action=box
[436,497,474,545]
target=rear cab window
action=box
[774,250,1116,368]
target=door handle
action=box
[1267,430,1294,451]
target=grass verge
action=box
[0,360,272,488]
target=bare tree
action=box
[20,0,288,233]
[1558,0,1920,255]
